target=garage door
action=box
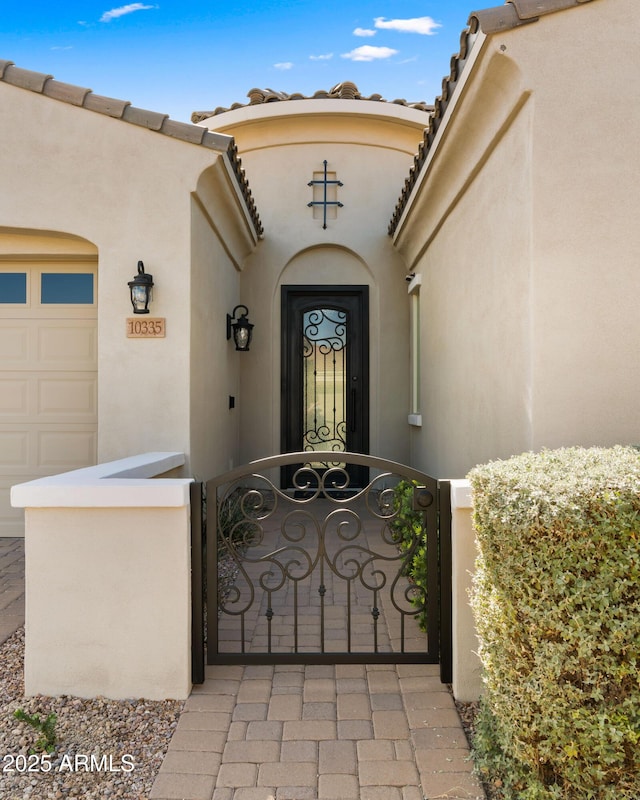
[0,263,97,536]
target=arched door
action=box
[281,285,369,488]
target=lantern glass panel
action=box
[235,326,250,350]
[131,285,149,313]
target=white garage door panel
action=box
[38,429,97,469]
[37,323,97,368]
[0,431,28,468]
[0,426,97,474]
[0,262,97,536]
[0,374,97,420]
[0,379,29,414]
[0,320,96,371]
[0,324,28,361]
[37,376,97,417]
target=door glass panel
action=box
[282,286,368,489]
[303,308,347,462]
[41,273,94,304]
[0,273,27,303]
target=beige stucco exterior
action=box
[202,101,429,466]
[0,76,430,532]
[393,0,640,477]
[25,506,191,699]
[0,75,258,529]
[450,480,483,702]
[5,0,636,494]
[3,0,639,703]
[14,453,193,699]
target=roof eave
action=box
[0,59,263,239]
[388,0,598,237]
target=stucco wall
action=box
[189,182,241,478]
[395,0,639,477]
[25,504,191,700]
[0,80,257,482]
[518,1,640,452]
[206,102,428,466]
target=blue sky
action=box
[1,2,481,123]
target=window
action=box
[309,168,341,224]
[0,272,27,303]
[408,274,422,426]
[41,273,94,304]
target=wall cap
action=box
[10,452,192,509]
[450,479,473,509]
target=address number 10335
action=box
[126,318,166,338]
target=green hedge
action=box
[391,479,428,630]
[468,446,640,799]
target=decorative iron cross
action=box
[307,160,343,229]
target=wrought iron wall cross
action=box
[307,160,343,229]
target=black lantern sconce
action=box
[227,305,254,351]
[128,261,154,314]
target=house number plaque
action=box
[126,317,166,338]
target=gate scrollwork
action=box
[208,452,438,663]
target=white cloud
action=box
[341,45,398,62]
[374,16,441,35]
[51,45,73,50]
[100,4,156,23]
[274,62,294,70]
[353,27,376,37]
[309,53,333,61]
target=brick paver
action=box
[149,494,486,799]
[0,527,484,800]
[0,538,24,645]
[152,660,485,800]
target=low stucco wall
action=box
[24,506,191,700]
[12,453,482,701]
[450,479,483,702]
[12,452,193,700]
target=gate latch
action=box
[412,485,434,511]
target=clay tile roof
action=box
[471,0,595,34]
[388,0,597,236]
[191,81,433,123]
[0,59,263,238]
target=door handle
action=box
[350,387,357,432]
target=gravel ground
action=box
[0,628,183,800]
[454,696,479,748]
[454,697,503,800]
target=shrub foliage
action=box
[391,479,428,630]
[468,446,640,799]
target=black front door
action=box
[281,286,369,487]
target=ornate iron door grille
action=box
[204,452,440,666]
[302,308,347,460]
[281,286,369,489]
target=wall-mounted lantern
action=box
[128,261,154,314]
[227,305,254,351]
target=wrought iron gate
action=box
[192,452,451,680]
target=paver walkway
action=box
[0,537,25,645]
[151,661,485,800]
[151,492,486,800]
[0,530,486,800]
